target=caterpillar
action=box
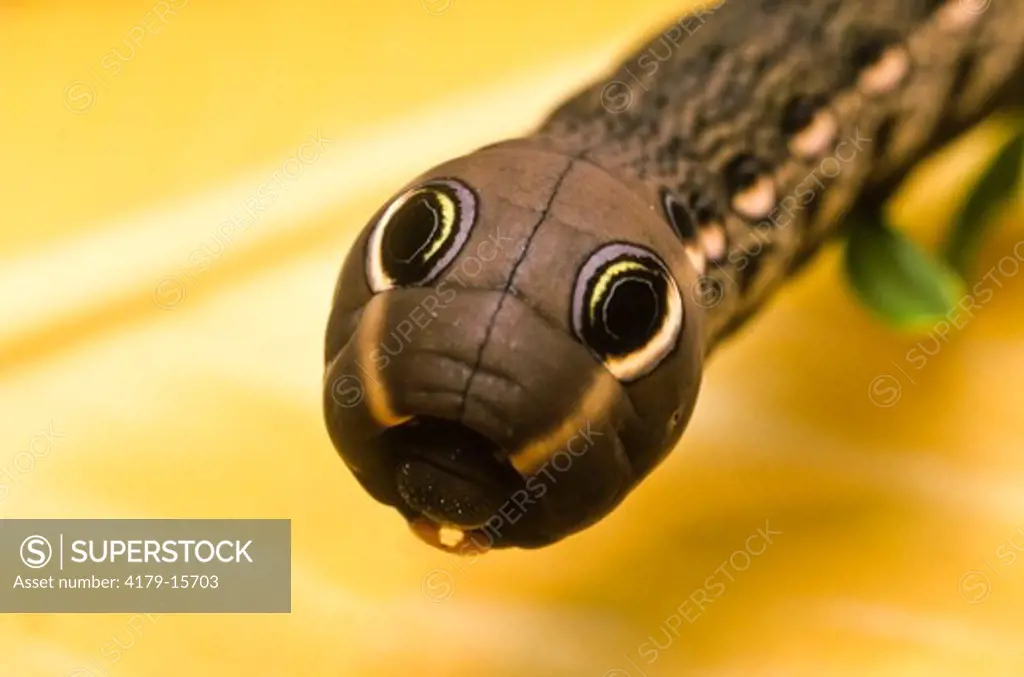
[323,0,1023,552]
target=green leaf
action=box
[943,128,1024,277]
[844,216,966,330]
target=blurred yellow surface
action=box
[2,1,1023,676]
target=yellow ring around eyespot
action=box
[588,259,657,324]
[367,185,460,292]
[407,187,457,263]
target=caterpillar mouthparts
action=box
[388,417,519,530]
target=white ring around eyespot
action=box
[366,178,477,292]
[571,243,685,382]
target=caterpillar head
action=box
[323,140,705,552]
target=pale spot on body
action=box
[789,109,838,158]
[699,225,728,262]
[685,247,706,274]
[731,176,777,220]
[937,1,984,30]
[858,47,911,96]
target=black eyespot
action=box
[690,192,720,225]
[661,189,698,241]
[852,37,890,69]
[780,93,828,137]
[722,154,765,195]
[572,243,684,382]
[722,153,778,221]
[366,179,477,291]
[843,32,900,86]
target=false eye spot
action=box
[780,94,823,136]
[366,178,477,292]
[661,189,705,272]
[858,44,911,95]
[572,243,684,382]
[723,154,777,221]
[845,32,910,96]
[661,189,699,241]
[781,94,837,158]
[661,189,728,269]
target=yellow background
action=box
[2,1,1023,675]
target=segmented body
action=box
[536,0,1023,347]
[324,0,1024,550]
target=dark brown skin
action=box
[324,0,1024,552]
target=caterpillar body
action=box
[324,0,1024,551]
